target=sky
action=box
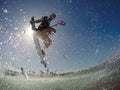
[0,0,120,73]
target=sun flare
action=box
[26,25,33,36]
[23,25,34,41]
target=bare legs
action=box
[36,27,56,57]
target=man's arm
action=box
[35,18,43,23]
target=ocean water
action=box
[0,59,120,90]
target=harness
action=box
[38,16,50,30]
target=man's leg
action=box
[44,37,52,49]
[41,35,52,57]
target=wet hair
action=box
[51,13,56,17]
[50,13,56,19]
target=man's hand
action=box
[30,16,34,24]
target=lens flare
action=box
[26,25,33,36]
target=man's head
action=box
[49,13,56,20]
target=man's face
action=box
[50,14,56,20]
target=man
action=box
[30,13,56,56]
[35,13,56,30]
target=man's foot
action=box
[41,60,47,68]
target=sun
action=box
[23,25,34,41]
[26,25,33,36]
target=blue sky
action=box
[0,0,120,73]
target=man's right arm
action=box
[35,18,43,23]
